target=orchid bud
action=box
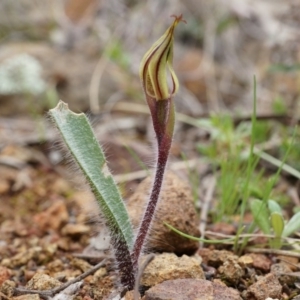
[139,14,185,101]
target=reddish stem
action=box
[111,234,136,289]
[132,98,175,269]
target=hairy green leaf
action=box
[49,101,134,248]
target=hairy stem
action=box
[111,234,136,289]
[132,98,175,269]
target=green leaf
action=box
[268,199,282,215]
[250,199,270,234]
[49,101,134,248]
[283,211,300,237]
[270,212,284,237]
[270,212,284,249]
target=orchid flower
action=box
[132,15,185,269]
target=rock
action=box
[218,256,245,285]
[144,278,242,300]
[0,266,11,285]
[51,178,72,196]
[71,258,92,273]
[26,273,61,290]
[198,249,238,268]
[2,247,42,268]
[44,243,58,257]
[0,280,16,298]
[0,179,10,194]
[248,253,272,272]
[124,290,141,300]
[271,263,296,286]
[140,253,205,287]
[127,172,200,255]
[91,268,107,284]
[277,255,299,271]
[57,237,70,251]
[83,276,114,300]
[211,280,242,300]
[61,223,90,237]
[247,273,282,300]
[12,295,41,300]
[33,200,69,232]
[53,268,81,282]
[238,255,253,267]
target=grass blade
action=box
[164,223,234,244]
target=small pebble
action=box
[247,273,282,300]
[127,172,200,255]
[249,253,272,272]
[61,223,90,236]
[218,256,245,285]
[144,279,242,300]
[0,266,11,285]
[141,253,205,287]
[26,273,61,290]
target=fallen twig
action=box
[134,254,155,300]
[14,258,107,298]
[246,247,300,258]
[72,252,111,261]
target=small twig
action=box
[0,156,27,169]
[246,247,300,258]
[203,231,300,247]
[14,258,107,297]
[277,257,300,270]
[204,231,271,239]
[233,114,297,126]
[72,253,111,261]
[276,272,300,278]
[204,231,298,241]
[111,101,300,128]
[134,254,155,300]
